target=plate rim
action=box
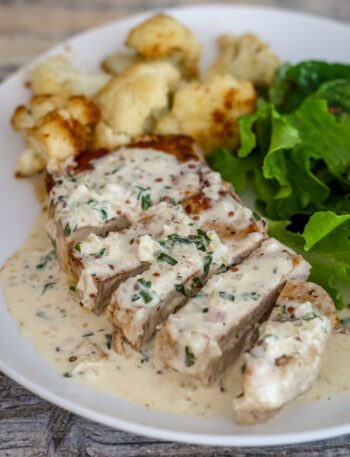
[1,3,350,447]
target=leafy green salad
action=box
[208,61,350,308]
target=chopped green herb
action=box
[64,223,71,237]
[140,289,153,304]
[235,392,244,399]
[74,243,81,253]
[253,211,261,221]
[191,277,203,289]
[136,186,148,198]
[202,307,209,313]
[197,229,210,243]
[280,304,291,322]
[185,346,195,367]
[131,294,140,302]
[63,372,72,378]
[87,199,109,221]
[175,284,187,297]
[138,278,151,288]
[36,310,49,319]
[273,267,278,274]
[82,331,94,337]
[141,193,153,211]
[136,186,153,210]
[301,312,318,321]
[42,282,55,294]
[105,334,112,350]
[111,164,124,174]
[69,285,76,292]
[137,278,154,303]
[157,252,178,266]
[167,234,191,244]
[100,209,108,220]
[89,248,106,258]
[203,254,213,276]
[140,350,149,363]
[36,251,55,270]
[219,291,235,301]
[341,317,350,326]
[243,291,260,301]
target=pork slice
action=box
[233,280,337,424]
[154,239,310,385]
[47,135,207,272]
[69,203,184,314]
[46,214,131,281]
[108,190,267,350]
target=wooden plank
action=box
[1,372,350,456]
[0,0,349,78]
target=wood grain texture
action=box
[0,0,350,78]
[1,1,350,455]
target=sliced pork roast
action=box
[155,239,310,385]
[233,280,337,424]
[46,135,206,274]
[106,187,266,350]
[69,202,182,313]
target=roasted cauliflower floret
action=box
[13,95,100,176]
[31,56,110,97]
[125,14,201,78]
[204,34,280,87]
[101,52,142,76]
[155,74,256,153]
[94,61,181,149]
[11,94,65,132]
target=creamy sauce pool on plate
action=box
[1,212,350,419]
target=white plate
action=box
[1,4,350,447]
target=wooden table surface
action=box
[1,1,350,455]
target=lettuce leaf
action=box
[207,148,258,192]
[317,79,350,117]
[269,212,350,308]
[237,96,350,219]
[270,61,350,113]
[303,211,350,250]
[209,60,350,307]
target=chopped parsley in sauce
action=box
[219,291,235,301]
[36,251,55,270]
[42,282,56,294]
[175,283,187,297]
[185,346,196,367]
[157,252,178,266]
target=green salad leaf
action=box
[207,148,259,191]
[208,59,350,308]
[269,213,350,308]
[235,97,350,219]
[270,61,350,113]
[303,211,350,251]
[316,79,350,118]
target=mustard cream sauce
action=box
[1,211,350,419]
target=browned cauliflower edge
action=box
[156,74,256,154]
[204,33,280,87]
[12,95,100,176]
